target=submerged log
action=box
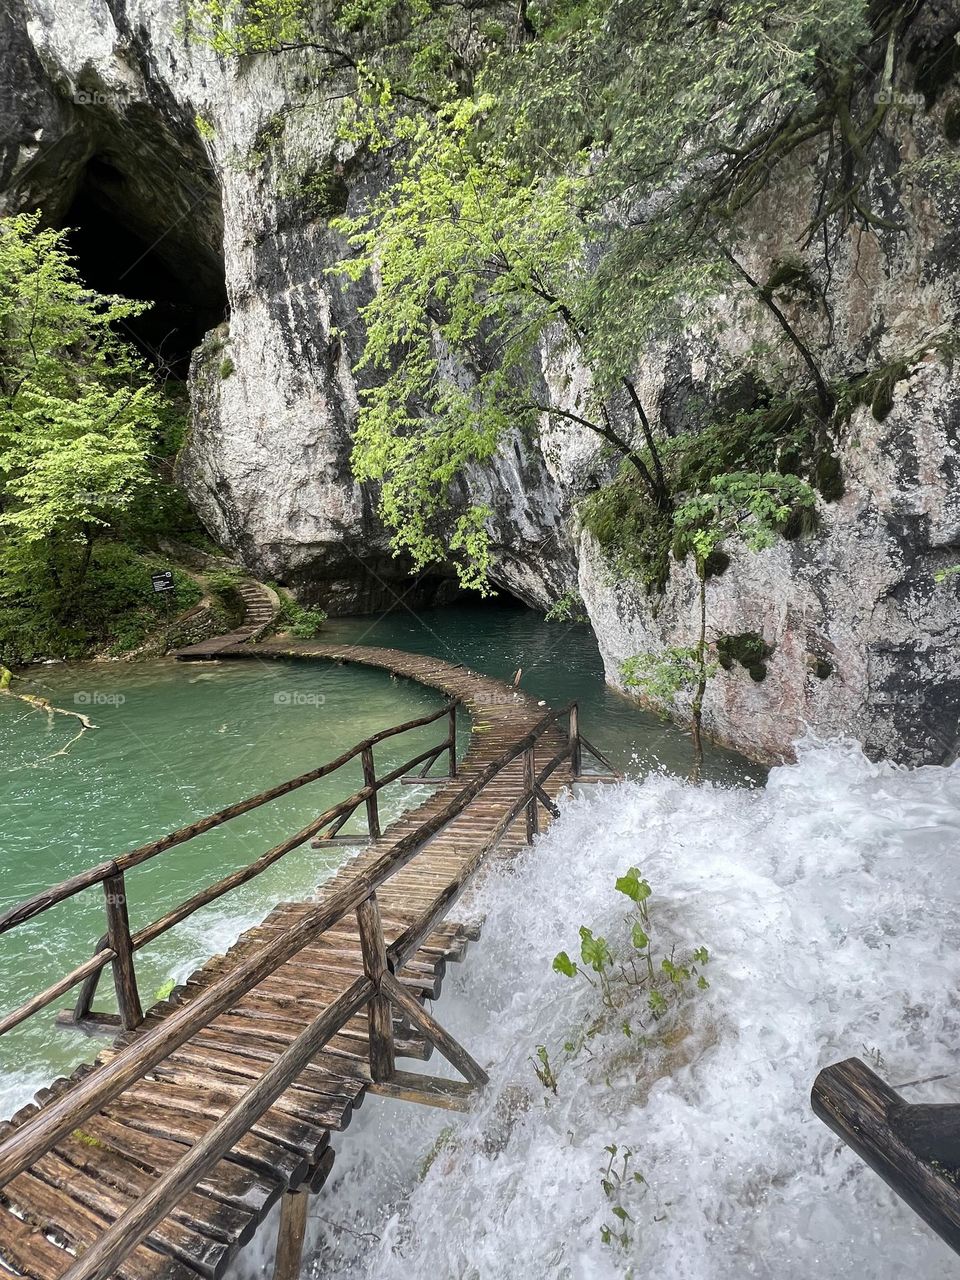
[812,1057,960,1255]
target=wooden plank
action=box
[0,1201,102,1280]
[58,1113,281,1217]
[100,1101,309,1187]
[26,1148,234,1278]
[52,1129,258,1244]
[367,1071,477,1112]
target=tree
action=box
[193,0,922,587]
[621,472,816,780]
[0,213,157,610]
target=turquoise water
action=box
[322,603,760,782]
[0,605,757,1112]
[0,656,449,1108]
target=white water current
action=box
[281,739,960,1280]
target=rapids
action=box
[292,740,960,1279]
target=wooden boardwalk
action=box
[0,641,583,1280]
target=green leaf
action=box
[631,922,649,950]
[615,868,651,905]
[579,926,611,973]
[552,950,577,977]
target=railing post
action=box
[447,703,458,778]
[272,1186,309,1280]
[103,872,143,1030]
[523,746,539,842]
[569,702,581,779]
[356,893,394,1082]
[360,746,381,839]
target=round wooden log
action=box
[888,1103,960,1167]
[811,1057,960,1255]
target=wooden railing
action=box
[0,700,459,1038]
[0,700,588,1280]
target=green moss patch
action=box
[716,631,773,682]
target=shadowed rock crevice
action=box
[64,156,227,376]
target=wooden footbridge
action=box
[0,642,616,1280]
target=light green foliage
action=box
[333,94,592,588]
[671,471,818,564]
[193,0,917,592]
[185,0,310,55]
[276,596,327,638]
[548,868,710,1244]
[620,648,705,704]
[0,213,157,597]
[0,213,203,662]
[551,868,709,1023]
[621,471,816,776]
[599,1143,646,1251]
[544,588,589,623]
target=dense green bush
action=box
[277,596,327,638]
[0,544,202,664]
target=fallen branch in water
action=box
[1,665,97,759]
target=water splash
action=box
[302,740,960,1280]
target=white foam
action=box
[299,740,960,1280]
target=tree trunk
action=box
[689,565,707,785]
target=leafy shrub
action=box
[277,596,327,638]
[0,544,202,663]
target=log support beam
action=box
[812,1057,960,1256]
[272,1187,309,1280]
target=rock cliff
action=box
[2,0,957,762]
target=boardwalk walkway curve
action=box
[0,640,611,1280]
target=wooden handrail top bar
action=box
[0,738,454,1036]
[0,699,459,937]
[0,700,570,1186]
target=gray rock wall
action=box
[2,0,958,761]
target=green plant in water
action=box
[551,866,709,1039]
[544,588,589,623]
[599,1144,647,1251]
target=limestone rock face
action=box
[1,0,958,761]
[580,360,960,766]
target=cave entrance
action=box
[64,154,227,379]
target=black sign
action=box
[151,570,175,594]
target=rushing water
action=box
[288,742,960,1280]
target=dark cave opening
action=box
[64,155,227,379]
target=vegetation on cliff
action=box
[191,0,944,582]
[191,0,953,767]
[0,214,206,664]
